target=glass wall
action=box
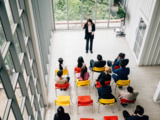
[0,0,51,119]
[53,0,122,29]
[134,18,147,59]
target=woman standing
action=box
[82,19,95,53]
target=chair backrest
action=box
[96,81,110,88]
[55,100,70,106]
[78,100,93,104]
[116,79,130,87]
[99,98,115,105]
[55,69,68,75]
[75,67,81,73]
[114,66,120,70]
[55,83,69,89]
[80,118,94,120]
[104,116,118,120]
[120,98,136,104]
[93,67,105,72]
[76,79,90,87]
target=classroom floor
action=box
[45,29,160,120]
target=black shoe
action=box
[121,103,128,107]
[118,86,123,89]
[86,50,88,53]
[90,50,93,54]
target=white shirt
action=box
[56,63,67,70]
[88,26,92,33]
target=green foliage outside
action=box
[117,4,125,18]
[54,0,118,21]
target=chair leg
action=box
[118,102,120,111]
[55,88,57,97]
[92,104,93,113]
[115,85,117,94]
[132,103,135,112]
[98,104,100,113]
[69,105,71,114]
[77,105,79,114]
[112,105,114,113]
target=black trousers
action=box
[123,110,130,120]
[90,59,94,70]
[86,33,93,51]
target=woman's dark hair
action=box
[97,54,102,61]
[87,18,93,25]
[77,56,84,67]
[57,106,65,120]
[58,58,63,70]
[119,53,125,59]
[127,86,133,93]
[57,70,63,77]
[80,66,87,80]
[134,105,144,115]
[119,60,126,68]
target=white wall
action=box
[125,0,157,65]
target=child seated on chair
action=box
[55,70,70,90]
[112,60,130,83]
[119,86,139,107]
[89,54,106,70]
[96,67,111,82]
[77,64,90,81]
[74,56,84,73]
[56,58,67,70]
[123,105,149,120]
[107,53,129,67]
[98,79,116,102]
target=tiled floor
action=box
[45,29,160,120]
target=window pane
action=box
[8,108,16,120]
[109,1,121,27]
[53,0,68,29]
[23,106,28,120]
[21,62,27,82]
[96,0,110,28]
[0,20,6,52]
[69,0,81,29]
[15,82,23,108]
[83,0,95,20]
[0,79,8,117]
[5,52,16,82]
[13,32,21,57]
[4,0,14,29]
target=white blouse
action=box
[88,26,92,33]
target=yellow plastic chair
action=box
[76,79,90,95]
[115,79,131,93]
[55,95,71,113]
[91,67,105,80]
[98,98,115,113]
[55,69,69,76]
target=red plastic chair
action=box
[96,81,110,88]
[103,116,118,120]
[119,98,136,111]
[80,118,94,120]
[75,67,81,73]
[55,83,70,96]
[77,95,93,114]
[114,66,120,70]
